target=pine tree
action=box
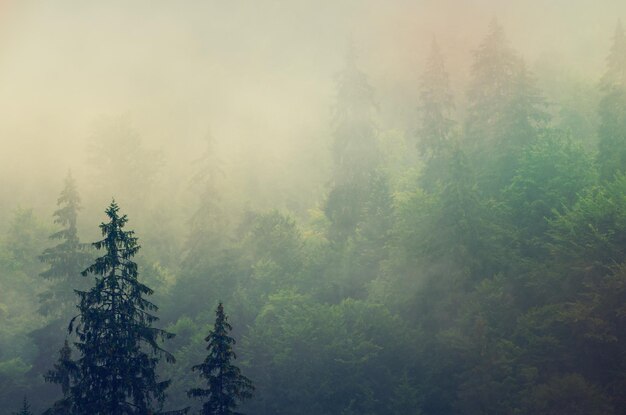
[12,398,33,415]
[39,171,91,318]
[188,303,254,415]
[48,201,178,414]
[417,38,455,162]
[598,21,626,180]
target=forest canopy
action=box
[1,1,626,414]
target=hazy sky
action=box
[1,0,625,208]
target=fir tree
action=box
[48,201,178,414]
[598,21,626,180]
[39,172,91,318]
[188,303,254,415]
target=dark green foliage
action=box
[242,292,417,415]
[47,201,177,415]
[188,303,254,415]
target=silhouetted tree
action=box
[47,201,178,414]
[188,303,254,415]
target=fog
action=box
[1,0,623,209]
[2,1,626,414]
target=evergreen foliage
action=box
[6,14,626,415]
[39,172,91,318]
[465,19,547,193]
[46,201,178,415]
[325,43,380,241]
[188,303,254,415]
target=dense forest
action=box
[2,1,626,414]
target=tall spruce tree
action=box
[325,44,380,241]
[46,201,178,414]
[39,172,91,318]
[465,20,547,194]
[598,21,626,180]
[31,173,91,382]
[188,303,254,415]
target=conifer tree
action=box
[188,303,254,415]
[43,340,76,415]
[39,172,91,318]
[331,43,379,186]
[47,201,178,414]
[465,20,546,193]
[325,43,380,240]
[598,21,626,180]
[12,398,33,415]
